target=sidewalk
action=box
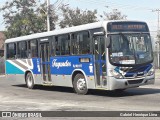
[0,75,5,77]
[155,69,160,79]
[155,69,160,73]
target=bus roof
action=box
[5,20,147,43]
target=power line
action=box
[105,1,152,11]
[55,0,64,9]
[76,0,153,11]
[46,0,65,31]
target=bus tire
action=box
[114,89,126,92]
[26,72,34,89]
[73,73,88,95]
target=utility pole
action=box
[152,9,160,34]
[46,0,50,31]
[152,9,160,68]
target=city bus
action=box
[5,20,155,94]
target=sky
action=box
[0,0,160,38]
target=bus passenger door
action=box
[40,43,51,83]
[94,36,107,88]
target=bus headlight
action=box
[110,70,123,79]
[147,67,155,76]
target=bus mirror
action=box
[106,37,111,48]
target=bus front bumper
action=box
[108,75,155,90]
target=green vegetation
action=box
[0,0,127,39]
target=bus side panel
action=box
[50,55,96,89]
[5,60,25,74]
[5,58,42,84]
[32,74,43,85]
[32,58,41,74]
[50,75,73,87]
[5,60,25,84]
[31,58,42,84]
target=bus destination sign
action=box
[107,22,149,32]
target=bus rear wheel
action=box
[73,74,88,95]
[26,72,34,89]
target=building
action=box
[0,31,5,50]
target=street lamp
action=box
[46,0,69,31]
[155,41,160,69]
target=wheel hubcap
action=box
[77,78,86,91]
[27,75,32,87]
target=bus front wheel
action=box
[73,74,88,95]
[26,72,34,89]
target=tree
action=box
[0,0,58,38]
[103,9,127,20]
[59,5,98,28]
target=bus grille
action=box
[128,79,143,84]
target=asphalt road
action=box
[0,71,160,119]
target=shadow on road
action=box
[12,84,160,97]
[88,87,160,97]
[12,84,74,93]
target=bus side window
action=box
[27,41,31,58]
[55,37,60,55]
[31,40,38,58]
[6,43,16,59]
[17,41,27,59]
[79,31,90,54]
[51,37,55,56]
[71,33,77,55]
[71,31,90,55]
[61,34,70,55]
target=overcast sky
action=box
[0,0,159,38]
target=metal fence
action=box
[0,57,5,74]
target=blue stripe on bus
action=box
[124,64,152,77]
[114,63,152,77]
[50,55,94,75]
[6,55,96,75]
[5,61,24,74]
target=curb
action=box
[0,75,5,77]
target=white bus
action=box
[5,20,155,94]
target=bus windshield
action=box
[109,33,153,65]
